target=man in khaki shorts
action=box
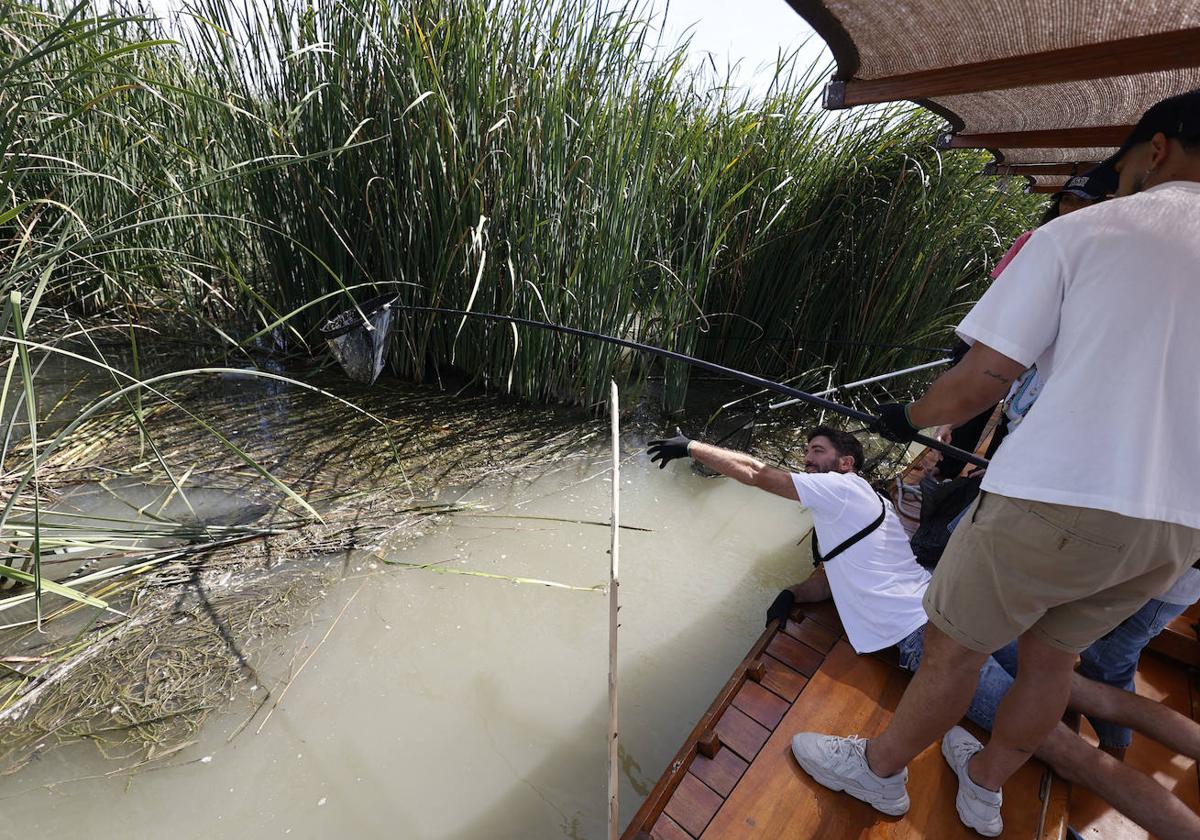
[788,88,1200,836]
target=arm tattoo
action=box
[981,368,1012,384]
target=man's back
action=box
[789,471,929,655]
[958,181,1200,527]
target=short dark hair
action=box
[806,425,864,472]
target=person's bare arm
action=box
[907,341,1026,429]
[686,441,798,501]
[789,566,831,602]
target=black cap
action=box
[1092,88,1200,191]
[1051,172,1108,202]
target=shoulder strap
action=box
[812,492,888,568]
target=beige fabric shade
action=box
[785,0,1200,191]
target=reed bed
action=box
[178,0,1039,408]
[4,0,1039,411]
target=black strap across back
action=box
[811,492,888,568]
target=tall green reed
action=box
[4,0,1040,415]
[174,0,1039,410]
[0,2,407,626]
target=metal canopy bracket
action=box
[823,80,847,109]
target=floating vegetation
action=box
[0,368,609,771]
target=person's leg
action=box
[1077,598,1190,755]
[968,630,1078,790]
[1035,723,1200,840]
[866,622,990,776]
[1068,671,1200,760]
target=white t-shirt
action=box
[790,471,931,654]
[956,181,1200,528]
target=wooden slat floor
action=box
[626,602,1068,839]
[700,641,1062,839]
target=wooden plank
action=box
[942,125,1133,150]
[794,600,843,634]
[662,773,723,838]
[758,655,808,703]
[828,28,1200,108]
[648,813,691,840]
[715,706,771,762]
[732,680,790,730]
[702,641,1059,838]
[766,631,825,677]
[689,746,749,798]
[621,622,790,838]
[784,617,838,653]
[648,814,691,840]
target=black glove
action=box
[766,588,796,628]
[647,428,693,469]
[873,402,920,443]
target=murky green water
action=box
[1,436,812,839]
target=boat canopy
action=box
[784,1,1200,192]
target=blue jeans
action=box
[1076,598,1191,749]
[895,624,1019,732]
[897,599,1190,750]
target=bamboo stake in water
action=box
[9,293,42,627]
[607,379,620,840]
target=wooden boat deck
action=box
[624,601,1069,839]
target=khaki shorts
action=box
[924,492,1200,654]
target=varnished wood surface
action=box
[758,654,808,702]
[701,641,1065,838]
[689,746,748,798]
[766,629,825,676]
[714,705,771,762]
[662,773,722,837]
[649,814,691,840]
[732,680,790,730]
[1068,653,1200,839]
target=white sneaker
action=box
[790,733,910,816]
[941,726,1003,837]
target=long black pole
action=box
[394,305,988,469]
